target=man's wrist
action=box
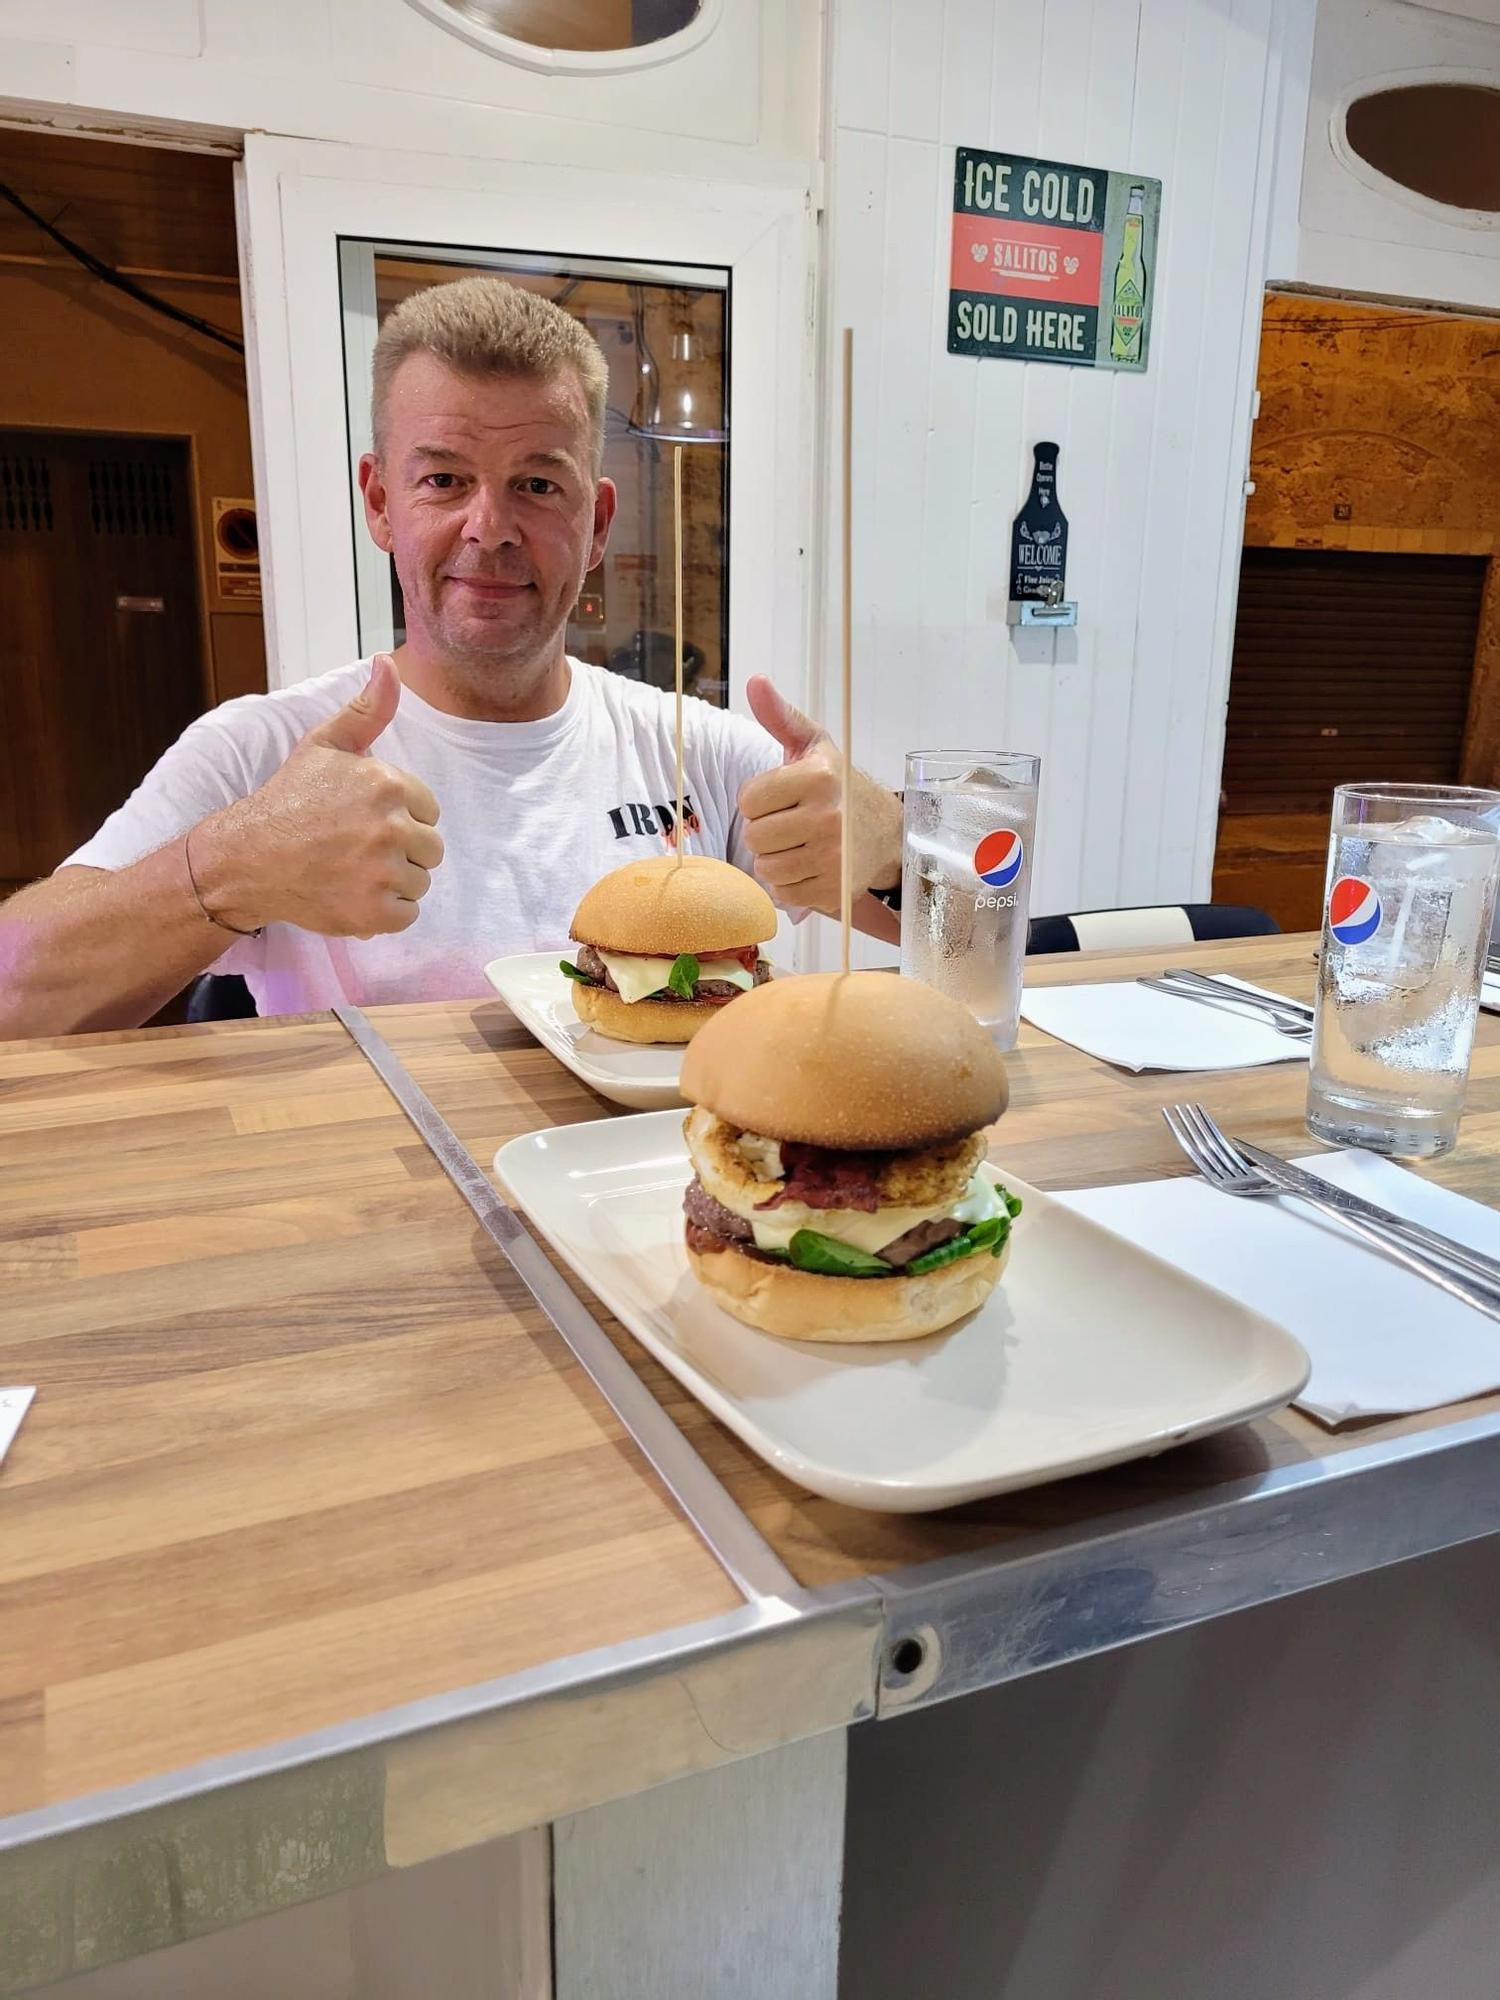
[186,810,268,938]
[866,787,904,896]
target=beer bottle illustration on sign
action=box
[1009,442,1069,604]
[1110,184,1148,364]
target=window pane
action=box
[351,248,729,707]
[1345,85,1500,214]
[429,0,699,54]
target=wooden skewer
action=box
[840,328,854,975]
[673,444,686,866]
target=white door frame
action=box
[235,135,817,728]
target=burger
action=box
[678,971,1019,1342]
[561,854,778,1045]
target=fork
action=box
[1162,1102,1500,1324]
[1137,977,1313,1041]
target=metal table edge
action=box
[333,1002,799,1605]
[870,1406,1500,1713]
[0,1584,881,1991]
[0,1580,879,1861]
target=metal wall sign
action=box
[948,148,1162,371]
[212,497,261,602]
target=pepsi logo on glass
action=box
[974,829,1025,889]
[1328,874,1382,947]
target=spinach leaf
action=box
[905,1235,979,1276]
[906,1213,1013,1276]
[966,1215,1010,1253]
[787,1230,893,1278]
[559,959,593,983]
[667,953,700,1000]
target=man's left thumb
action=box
[746,675,825,763]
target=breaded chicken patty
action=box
[685,1107,986,1212]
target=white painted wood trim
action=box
[399,0,725,76]
[338,238,397,661]
[237,135,816,724]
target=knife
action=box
[1235,1138,1500,1292]
[1159,967,1316,1023]
[1136,977,1312,1039]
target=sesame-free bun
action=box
[570,981,713,1045]
[570,854,776,957]
[680,971,1009,1150]
[688,1233,1010,1343]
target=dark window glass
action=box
[1345,85,1500,213]
[429,0,699,53]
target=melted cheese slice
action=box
[596,951,755,1005]
[686,1110,1002,1255]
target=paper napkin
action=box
[1020,976,1311,1073]
[0,1388,35,1467]
[1059,1153,1500,1425]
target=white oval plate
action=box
[493,1109,1311,1513]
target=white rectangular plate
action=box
[485,951,693,1110]
[493,1110,1311,1513]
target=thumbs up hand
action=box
[301,649,406,757]
[736,675,903,917]
[188,655,446,939]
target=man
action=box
[0,279,902,1037]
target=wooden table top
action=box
[0,1010,743,1823]
[6,931,1500,1823]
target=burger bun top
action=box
[570,855,777,957]
[680,970,1008,1149]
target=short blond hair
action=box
[371,275,609,471]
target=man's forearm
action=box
[852,890,901,947]
[0,842,233,1039]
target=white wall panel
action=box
[0,0,820,183]
[1294,0,1500,313]
[812,0,1293,960]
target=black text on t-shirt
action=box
[607,796,703,843]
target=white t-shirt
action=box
[66,658,783,1015]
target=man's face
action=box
[360,351,615,680]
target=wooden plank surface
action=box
[0,1010,741,1824]
[7,933,1500,1823]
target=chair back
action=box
[1027,903,1279,954]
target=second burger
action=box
[561,854,778,1044]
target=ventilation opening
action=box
[0,452,53,532]
[1345,84,1500,213]
[423,0,699,53]
[87,457,177,537]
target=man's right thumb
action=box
[305,653,400,756]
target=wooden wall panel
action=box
[1241,292,1500,790]
[0,129,239,281]
[1215,291,1500,927]
[0,129,266,713]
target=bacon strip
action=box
[755,1141,884,1214]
